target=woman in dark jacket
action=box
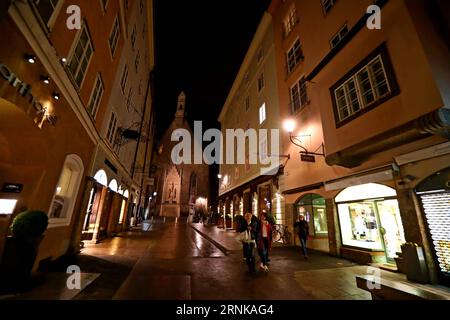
[294,214,309,259]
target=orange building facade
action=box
[269,0,450,285]
[0,0,155,271]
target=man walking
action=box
[294,214,309,259]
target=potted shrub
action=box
[0,210,48,291]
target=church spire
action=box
[175,91,186,118]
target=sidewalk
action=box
[190,223,450,300]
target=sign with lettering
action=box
[301,154,316,163]
[2,183,23,193]
[0,63,57,128]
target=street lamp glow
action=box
[283,119,296,134]
[153,192,157,196]
[217,174,222,179]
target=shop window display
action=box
[335,183,405,262]
[296,194,328,236]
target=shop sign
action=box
[0,63,57,128]
[1,183,23,194]
[300,154,315,163]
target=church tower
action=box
[151,91,210,219]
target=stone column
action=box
[396,187,439,284]
[68,177,95,255]
[326,198,341,257]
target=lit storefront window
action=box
[335,183,405,261]
[296,194,328,236]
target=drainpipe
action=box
[131,71,153,219]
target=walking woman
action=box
[239,212,258,273]
[294,214,309,259]
[257,212,272,272]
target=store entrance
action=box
[336,183,405,264]
[375,200,405,262]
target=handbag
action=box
[238,230,255,243]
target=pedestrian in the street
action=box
[238,212,258,273]
[236,214,247,261]
[257,212,272,272]
[294,214,309,259]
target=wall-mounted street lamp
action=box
[52,92,60,100]
[283,119,325,162]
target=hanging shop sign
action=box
[300,154,316,163]
[0,63,57,128]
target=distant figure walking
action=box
[257,212,272,272]
[294,214,309,259]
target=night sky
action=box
[153,0,271,134]
[153,0,271,204]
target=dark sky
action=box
[152,0,271,205]
[153,0,271,136]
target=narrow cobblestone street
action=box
[57,219,380,300]
[2,218,448,301]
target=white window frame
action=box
[67,23,94,89]
[126,88,133,111]
[290,76,309,113]
[321,0,337,15]
[87,73,104,119]
[32,0,64,31]
[257,73,265,93]
[106,112,118,145]
[257,46,264,63]
[120,64,129,93]
[284,4,298,37]
[135,51,141,73]
[334,54,392,122]
[330,24,349,48]
[48,154,84,228]
[287,38,303,74]
[259,103,267,125]
[131,25,137,50]
[259,135,268,164]
[109,16,121,57]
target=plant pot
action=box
[0,235,44,291]
[401,245,429,284]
